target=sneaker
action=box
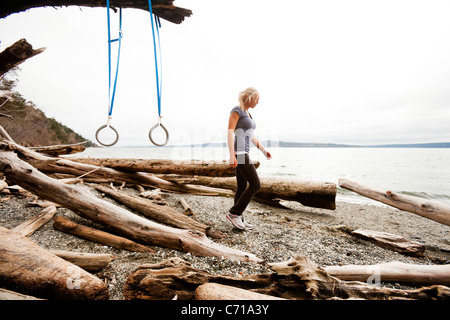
[226,213,246,230]
[241,217,254,230]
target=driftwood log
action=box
[195,283,287,300]
[0,151,262,262]
[95,184,223,239]
[0,288,43,300]
[0,0,192,24]
[49,250,115,272]
[0,131,335,210]
[0,39,45,77]
[123,256,450,300]
[351,229,426,257]
[0,179,7,191]
[139,188,162,200]
[70,158,251,177]
[338,178,450,226]
[8,139,335,209]
[26,199,61,208]
[25,154,233,197]
[167,175,337,210]
[11,205,57,237]
[30,142,87,156]
[53,216,155,253]
[8,141,233,196]
[324,262,450,287]
[0,225,109,299]
[2,183,113,273]
[179,197,193,215]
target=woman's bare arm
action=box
[227,112,239,167]
[252,135,272,160]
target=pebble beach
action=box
[1,184,449,300]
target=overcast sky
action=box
[1,0,450,146]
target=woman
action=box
[226,87,271,230]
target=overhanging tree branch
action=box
[0,0,192,24]
[0,39,46,77]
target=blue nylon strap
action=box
[104,1,161,121]
[106,0,123,117]
[148,0,163,117]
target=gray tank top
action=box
[231,106,256,154]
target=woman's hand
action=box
[229,155,238,168]
[263,149,272,160]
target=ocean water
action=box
[68,146,450,207]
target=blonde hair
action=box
[238,87,259,110]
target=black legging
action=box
[229,153,261,216]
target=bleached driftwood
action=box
[123,256,450,300]
[0,225,108,299]
[324,262,450,286]
[0,288,43,300]
[26,200,62,209]
[53,216,155,253]
[49,250,115,272]
[28,156,233,197]
[30,142,87,156]
[1,130,335,210]
[12,205,57,237]
[0,179,7,191]
[0,133,227,196]
[0,151,262,262]
[70,158,247,177]
[161,175,337,210]
[351,229,426,256]
[95,185,223,239]
[338,178,450,227]
[139,188,162,200]
[179,197,193,216]
[195,283,287,300]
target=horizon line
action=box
[105,141,450,148]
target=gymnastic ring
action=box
[149,121,169,146]
[95,124,119,147]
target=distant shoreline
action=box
[120,141,450,149]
